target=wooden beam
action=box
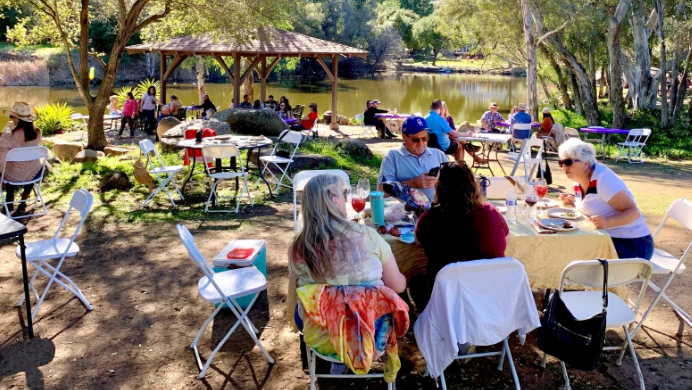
[214,55,234,83]
[264,56,281,77]
[239,56,262,85]
[232,53,241,107]
[330,54,339,130]
[260,56,267,103]
[162,55,187,81]
[316,57,334,82]
[160,53,167,104]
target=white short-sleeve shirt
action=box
[575,164,650,239]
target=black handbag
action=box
[538,259,608,371]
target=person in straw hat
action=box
[479,102,504,133]
[1,102,43,212]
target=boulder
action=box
[288,153,338,171]
[322,111,350,126]
[104,145,135,156]
[457,121,474,132]
[73,149,105,163]
[100,171,132,192]
[156,116,181,140]
[214,108,288,137]
[339,116,351,126]
[331,138,374,160]
[51,140,84,162]
[159,118,232,152]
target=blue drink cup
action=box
[370,191,385,227]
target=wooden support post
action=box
[330,54,339,130]
[160,53,167,104]
[260,56,267,103]
[232,53,241,108]
[162,55,187,81]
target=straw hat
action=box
[516,103,527,111]
[542,107,551,114]
[489,102,498,108]
[3,101,38,122]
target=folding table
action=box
[0,214,32,338]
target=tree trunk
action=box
[543,47,572,109]
[571,72,585,116]
[244,59,254,103]
[522,0,538,119]
[624,0,654,110]
[599,65,607,98]
[608,0,629,129]
[656,0,669,128]
[673,46,692,118]
[589,46,597,103]
[196,56,206,105]
[432,49,438,66]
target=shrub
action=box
[35,103,74,134]
[114,78,161,105]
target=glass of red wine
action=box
[524,185,539,221]
[349,186,366,221]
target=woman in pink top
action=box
[119,92,138,138]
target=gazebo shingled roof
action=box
[126,28,369,128]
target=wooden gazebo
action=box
[126,28,369,129]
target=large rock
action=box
[157,116,181,140]
[100,171,132,192]
[331,138,374,160]
[214,108,288,137]
[104,145,135,156]
[159,118,231,152]
[322,111,350,126]
[289,154,338,171]
[51,140,84,162]
[73,149,105,163]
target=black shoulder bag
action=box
[537,259,608,371]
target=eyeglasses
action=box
[407,135,428,143]
[9,115,15,119]
[558,158,582,167]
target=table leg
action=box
[601,134,606,160]
[19,234,34,339]
[181,149,197,196]
[494,142,507,176]
[250,147,274,198]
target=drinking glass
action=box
[534,178,548,205]
[514,178,526,222]
[349,186,366,221]
[524,185,539,221]
[357,179,371,200]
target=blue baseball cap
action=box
[402,116,427,135]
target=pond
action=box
[0,73,527,126]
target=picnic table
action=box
[178,135,275,198]
[284,117,298,125]
[375,113,411,135]
[457,133,513,176]
[0,214,32,338]
[495,121,541,128]
[579,127,630,160]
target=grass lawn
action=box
[0,42,64,58]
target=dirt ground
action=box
[1,132,691,390]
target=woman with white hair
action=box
[557,138,653,259]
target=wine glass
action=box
[349,186,366,221]
[534,178,548,211]
[514,179,526,221]
[358,179,371,200]
[524,185,539,221]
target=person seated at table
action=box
[119,92,138,138]
[507,105,519,124]
[440,101,455,130]
[364,99,394,139]
[253,99,262,109]
[0,102,44,212]
[414,161,509,308]
[291,102,318,131]
[480,102,504,133]
[157,95,183,121]
[277,101,293,120]
[377,116,448,202]
[239,94,253,109]
[425,99,482,163]
[192,94,217,119]
[557,139,653,260]
[264,95,278,110]
[537,107,554,138]
[108,95,121,116]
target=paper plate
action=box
[536,198,559,208]
[538,218,578,232]
[547,207,583,220]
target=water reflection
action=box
[0,74,526,125]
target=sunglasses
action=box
[407,135,428,143]
[558,158,582,167]
[9,115,15,119]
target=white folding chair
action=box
[1,146,48,219]
[414,258,540,390]
[257,130,302,193]
[176,225,274,378]
[17,189,94,321]
[584,126,605,157]
[299,118,320,140]
[70,113,87,130]
[541,259,653,390]
[202,144,253,213]
[542,123,563,153]
[355,113,378,138]
[564,127,581,140]
[615,128,651,164]
[138,139,184,208]
[630,198,692,335]
[508,136,544,182]
[293,169,350,231]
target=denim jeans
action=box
[611,234,654,260]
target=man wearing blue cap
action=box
[377,116,448,201]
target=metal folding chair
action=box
[615,128,651,164]
[541,259,653,390]
[508,136,544,182]
[257,130,303,193]
[17,189,94,321]
[138,140,184,208]
[201,144,253,213]
[355,114,378,138]
[293,169,350,231]
[1,146,48,219]
[176,225,274,378]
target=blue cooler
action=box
[212,239,267,309]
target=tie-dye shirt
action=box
[289,223,393,288]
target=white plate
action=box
[489,201,506,213]
[536,198,559,208]
[547,207,583,220]
[397,231,415,244]
[537,218,578,232]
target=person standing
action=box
[0,102,44,212]
[139,86,157,135]
[480,102,504,133]
[120,92,138,138]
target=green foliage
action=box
[135,78,162,98]
[413,14,449,62]
[35,103,74,134]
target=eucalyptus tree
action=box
[2,0,293,150]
